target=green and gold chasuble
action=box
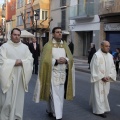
[39,40,73,101]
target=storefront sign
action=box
[104,23,120,31]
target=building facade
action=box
[16,0,25,30]
[69,0,100,57]
[99,0,120,52]
[1,3,6,28]
[50,0,70,41]
[0,7,2,26]
[25,0,34,32]
[5,0,16,39]
[0,2,6,41]
[3,0,50,47]
[32,0,50,46]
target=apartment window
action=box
[17,16,23,26]
[34,9,40,20]
[27,0,31,4]
[60,0,66,30]
[60,0,66,6]
[27,12,31,23]
[61,10,66,30]
[42,10,48,20]
[17,0,23,8]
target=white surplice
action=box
[90,49,116,114]
[0,40,33,120]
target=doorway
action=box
[106,31,120,52]
[82,31,93,56]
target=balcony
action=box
[69,2,98,20]
[99,0,120,16]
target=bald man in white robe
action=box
[90,41,116,118]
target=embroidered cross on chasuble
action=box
[52,43,64,48]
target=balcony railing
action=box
[69,2,99,20]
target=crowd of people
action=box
[0,27,118,120]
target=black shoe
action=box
[94,113,107,118]
[46,110,55,118]
[56,119,62,120]
[105,111,110,114]
[35,72,38,75]
[99,114,107,118]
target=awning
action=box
[21,30,35,38]
[62,31,70,35]
[32,0,40,10]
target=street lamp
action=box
[34,13,39,39]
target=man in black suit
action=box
[29,37,40,74]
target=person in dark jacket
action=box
[0,41,3,46]
[68,40,74,55]
[29,37,40,74]
[113,48,120,74]
[88,43,96,69]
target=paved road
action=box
[74,58,89,68]
[23,71,120,120]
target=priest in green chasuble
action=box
[33,27,75,120]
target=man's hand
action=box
[57,57,67,64]
[105,76,110,82]
[102,77,110,82]
[15,59,23,66]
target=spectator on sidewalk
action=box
[90,41,116,118]
[113,48,120,74]
[68,40,74,55]
[88,43,96,69]
[0,28,33,120]
[29,37,40,74]
[0,41,3,46]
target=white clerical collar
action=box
[52,38,63,44]
[8,39,21,46]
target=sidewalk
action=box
[74,57,120,81]
[74,57,90,73]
